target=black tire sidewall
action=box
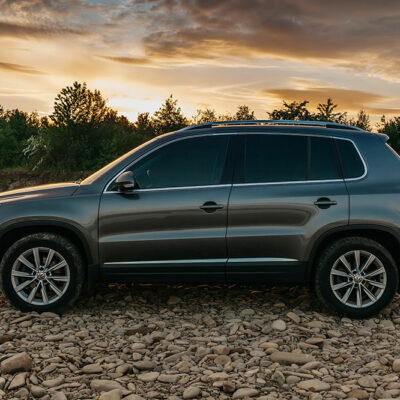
[315,238,398,318]
[0,234,84,313]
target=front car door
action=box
[226,132,349,283]
[98,134,232,282]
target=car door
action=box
[98,134,232,282]
[226,133,349,283]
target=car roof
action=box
[166,120,387,142]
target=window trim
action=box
[104,133,234,193]
[104,132,367,193]
[233,133,367,187]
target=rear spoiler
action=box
[376,133,389,143]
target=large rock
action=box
[270,351,315,365]
[183,386,201,399]
[1,352,32,373]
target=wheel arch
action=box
[308,224,400,283]
[0,221,93,267]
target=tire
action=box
[314,237,398,318]
[0,233,85,313]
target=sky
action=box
[2,0,400,124]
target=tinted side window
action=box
[310,137,340,180]
[244,135,307,183]
[336,139,365,179]
[129,136,229,189]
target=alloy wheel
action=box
[11,247,70,306]
[330,250,387,308]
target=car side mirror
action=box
[115,171,136,192]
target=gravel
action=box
[0,283,399,399]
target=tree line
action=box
[0,81,399,173]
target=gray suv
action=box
[0,120,398,318]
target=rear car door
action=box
[226,133,349,283]
[99,134,233,282]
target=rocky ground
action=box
[1,284,400,400]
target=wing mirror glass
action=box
[115,171,136,192]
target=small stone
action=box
[297,379,330,392]
[138,372,159,382]
[183,386,201,399]
[8,372,27,390]
[232,388,259,399]
[42,376,64,388]
[272,371,285,386]
[272,319,286,331]
[15,387,29,398]
[286,375,301,385]
[270,351,315,365]
[346,389,369,399]
[132,360,156,370]
[157,374,179,383]
[214,355,231,365]
[393,359,400,372]
[90,379,124,392]
[167,296,181,305]
[222,381,235,393]
[287,311,301,323]
[213,345,230,355]
[1,352,32,373]
[358,375,377,388]
[99,389,122,400]
[51,392,67,400]
[203,316,216,327]
[31,385,47,398]
[82,363,103,374]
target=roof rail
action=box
[179,120,364,132]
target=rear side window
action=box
[309,137,340,180]
[244,134,342,183]
[335,139,365,179]
[244,135,307,183]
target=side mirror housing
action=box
[115,171,136,192]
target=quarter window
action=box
[128,136,229,189]
[335,139,365,179]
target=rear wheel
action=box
[0,233,84,313]
[314,237,398,318]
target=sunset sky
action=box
[2,0,400,123]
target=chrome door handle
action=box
[200,201,224,213]
[314,197,337,209]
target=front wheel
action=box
[0,233,85,313]
[314,237,398,318]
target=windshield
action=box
[81,136,159,184]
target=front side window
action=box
[128,135,229,189]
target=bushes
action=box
[0,82,399,175]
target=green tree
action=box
[315,98,347,123]
[378,116,400,153]
[235,105,255,120]
[351,109,372,131]
[0,109,40,168]
[25,82,139,171]
[51,81,116,127]
[152,95,188,135]
[135,112,154,138]
[192,108,218,124]
[268,100,312,120]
